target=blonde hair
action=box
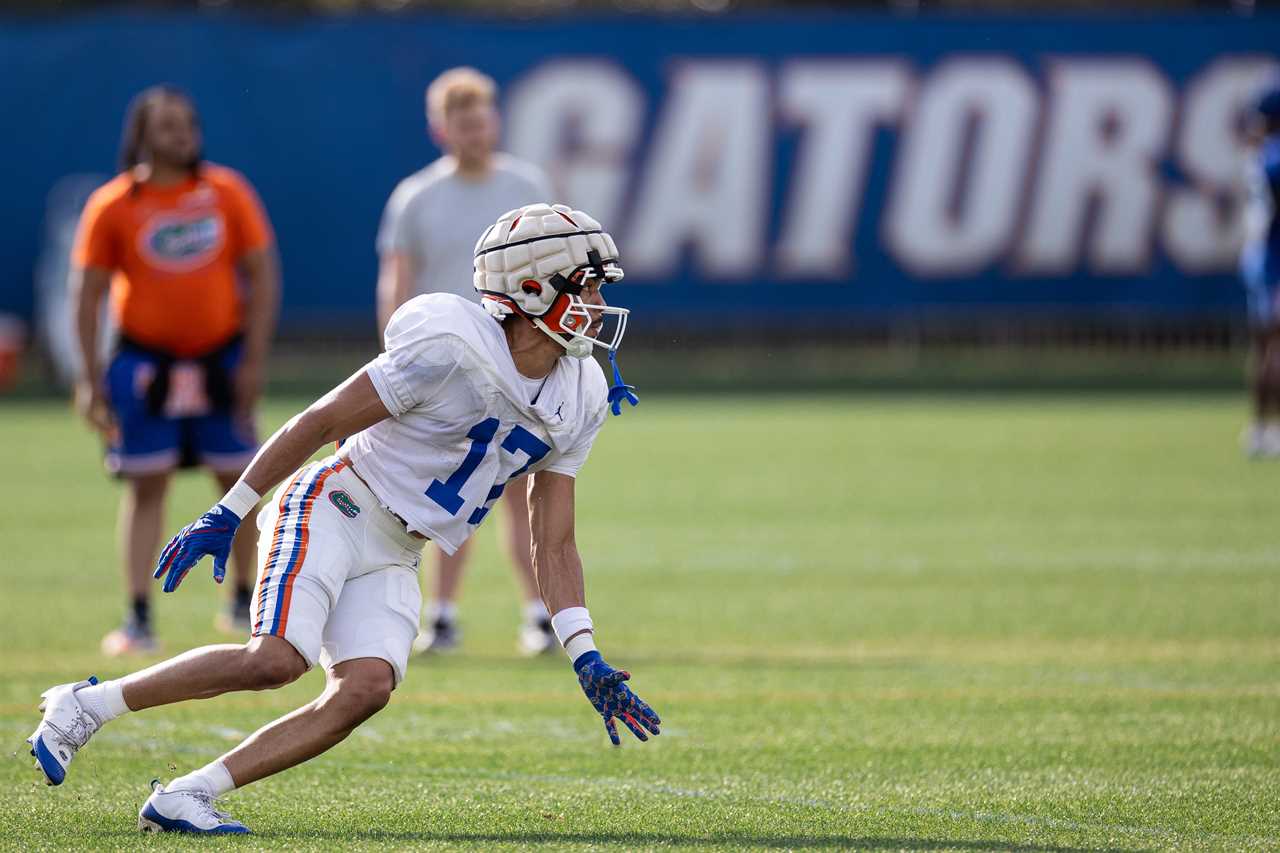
[426,67,497,127]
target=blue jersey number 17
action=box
[424,420,551,524]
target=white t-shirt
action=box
[341,294,609,554]
[377,154,552,301]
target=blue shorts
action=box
[1242,243,1280,331]
[104,338,258,477]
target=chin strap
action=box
[532,317,592,359]
[606,349,639,416]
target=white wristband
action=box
[551,606,593,645]
[219,481,262,520]
[551,606,595,662]
[564,632,598,663]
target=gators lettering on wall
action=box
[1,12,1276,330]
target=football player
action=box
[1242,79,1280,457]
[27,203,655,834]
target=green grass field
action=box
[1,392,1277,851]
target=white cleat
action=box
[138,781,250,834]
[26,676,102,786]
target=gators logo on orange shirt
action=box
[137,211,225,272]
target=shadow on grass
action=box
[214,829,1147,851]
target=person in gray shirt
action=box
[376,67,555,656]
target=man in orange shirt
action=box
[72,86,279,655]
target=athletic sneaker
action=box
[214,599,252,635]
[27,677,102,786]
[413,618,460,654]
[1242,423,1280,458]
[138,781,249,834]
[1265,424,1280,458]
[101,619,158,657]
[517,616,557,657]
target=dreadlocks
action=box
[118,85,203,175]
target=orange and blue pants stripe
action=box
[253,459,347,637]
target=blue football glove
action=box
[153,504,243,593]
[574,651,661,746]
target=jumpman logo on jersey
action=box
[553,402,565,423]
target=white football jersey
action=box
[340,294,609,555]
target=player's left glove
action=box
[153,505,243,593]
[574,651,661,746]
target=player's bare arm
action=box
[376,251,414,335]
[234,247,280,421]
[528,470,586,613]
[528,468,661,746]
[153,369,391,591]
[70,265,114,435]
[240,369,388,496]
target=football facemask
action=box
[528,258,629,360]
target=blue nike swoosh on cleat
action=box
[32,736,65,785]
[141,803,249,834]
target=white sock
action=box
[75,679,130,725]
[427,601,457,624]
[524,600,549,624]
[168,760,235,797]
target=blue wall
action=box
[2,12,1277,334]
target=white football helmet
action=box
[473,203,628,360]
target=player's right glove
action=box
[574,651,661,746]
[153,504,243,593]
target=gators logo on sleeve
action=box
[137,211,225,272]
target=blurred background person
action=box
[375,67,555,656]
[71,85,279,655]
[1241,78,1280,458]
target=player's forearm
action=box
[528,472,596,659]
[217,371,392,516]
[532,541,587,615]
[212,411,329,517]
[234,409,336,500]
[532,539,600,662]
[240,250,279,366]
